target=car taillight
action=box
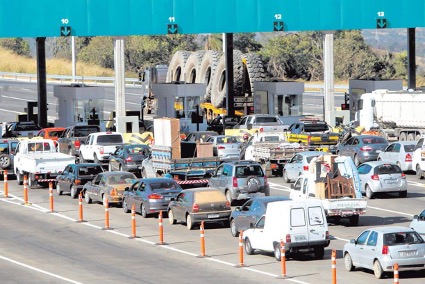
[126,156,133,162]
[264,175,268,185]
[260,127,264,132]
[192,203,199,212]
[303,165,309,171]
[148,193,163,199]
[360,146,373,151]
[401,173,406,179]
[405,153,412,162]
[232,177,238,187]
[110,189,117,196]
[217,146,225,149]
[74,179,81,185]
[382,245,389,255]
[75,140,80,149]
[99,147,104,155]
[371,174,380,181]
[307,135,311,144]
[285,234,291,243]
[270,163,278,170]
[225,201,231,209]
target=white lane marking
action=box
[0,108,21,114]
[367,206,414,217]
[0,255,83,284]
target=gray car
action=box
[208,160,270,205]
[337,135,389,166]
[283,151,324,183]
[357,161,407,199]
[343,226,425,279]
[122,178,182,217]
[205,135,242,159]
[377,141,415,172]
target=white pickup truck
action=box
[79,132,124,165]
[290,155,367,226]
[14,139,75,188]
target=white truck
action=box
[290,154,367,226]
[227,114,290,138]
[412,136,425,179]
[14,139,75,188]
[79,132,125,165]
[357,89,425,141]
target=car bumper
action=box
[380,258,425,272]
[286,240,330,251]
[106,195,124,204]
[146,200,173,213]
[358,153,379,163]
[190,211,232,223]
[368,180,408,193]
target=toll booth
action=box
[253,81,304,125]
[53,84,106,130]
[152,82,207,133]
[349,79,403,121]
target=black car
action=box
[207,116,241,135]
[108,144,150,176]
[0,139,19,179]
[229,196,290,237]
[56,163,104,198]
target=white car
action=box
[410,210,425,236]
[412,136,425,179]
[283,151,324,183]
[377,141,415,172]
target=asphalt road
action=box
[1,174,425,283]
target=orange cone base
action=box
[20,202,32,206]
[128,236,140,239]
[75,220,87,223]
[196,254,211,258]
[276,275,291,279]
[155,242,169,246]
[47,210,58,214]
[234,264,249,268]
[101,227,113,231]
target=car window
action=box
[293,178,302,191]
[177,193,185,202]
[215,165,224,177]
[385,144,395,152]
[367,231,378,246]
[306,155,320,164]
[249,200,262,212]
[93,175,102,185]
[375,164,402,175]
[255,216,265,229]
[49,130,64,137]
[393,143,401,152]
[357,164,372,174]
[362,137,387,144]
[0,142,9,154]
[100,175,107,186]
[107,173,136,185]
[78,166,103,176]
[308,206,324,226]
[303,124,329,132]
[352,138,359,145]
[194,190,225,203]
[149,181,180,191]
[241,200,253,211]
[404,144,415,152]
[414,139,424,150]
[68,166,74,174]
[235,165,263,177]
[223,164,232,176]
[384,232,424,246]
[256,117,279,123]
[356,230,370,245]
[290,208,306,227]
[345,137,355,145]
[97,134,123,143]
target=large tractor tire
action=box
[198,50,223,102]
[166,51,191,82]
[241,53,268,96]
[184,50,206,83]
[210,50,244,108]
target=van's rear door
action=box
[306,205,327,245]
[289,206,309,243]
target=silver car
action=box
[357,161,407,199]
[205,135,242,159]
[337,135,389,166]
[343,226,425,279]
[410,210,425,237]
[377,141,415,172]
[283,151,324,183]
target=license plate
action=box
[399,250,417,257]
[164,197,172,201]
[294,235,307,241]
[208,214,219,218]
[385,179,397,184]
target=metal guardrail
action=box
[0,71,348,90]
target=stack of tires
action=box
[166,50,269,107]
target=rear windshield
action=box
[216,136,241,144]
[235,165,264,177]
[78,166,103,176]
[126,145,149,155]
[262,136,280,142]
[106,173,136,185]
[303,124,329,132]
[194,190,225,203]
[48,130,65,137]
[0,143,9,154]
[149,182,180,191]
[97,134,123,143]
[306,156,320,163]
[255,117,279,123]
[375,164,402,174]
[362,137,387,144]
[404,145,415,152]
[383,232,424,246]
[74,127,100,137]
[15,124,41,131]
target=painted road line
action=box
[0,255,83,284]
[367,206,414,217]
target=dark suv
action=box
[0,139,19,179]
[208,160,270,204]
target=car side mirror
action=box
[350,239,357,244]
[124,187,129,191]
[247,123,253,130]
[309,193,316,197]
[235,206,240,211]
[170,197,175,201]
[414,214,419,220]
[249,223,254,229]
[290,184,295,189]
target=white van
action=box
[243,200,330,261]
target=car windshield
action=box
[362,137,387,144]
[304,124,329,132]
[15,123,40,131]
[107,174,136,185]
[383,232,424,246]
[235,165,264,177]
[375,164,402,174]
[194,190,225,203]
[78,166,103,176]
[404,145,415,152]
[149,182,180,191]
[97,134,123,143]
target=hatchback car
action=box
[108,144,150,176]
[337,135,389,166]
[83,171,137,206]
[357,161,407,199]
[56,163,104,198]
[35,127,66,146]
[122,178,182,217]
[208,160,270,205]
[0,139,19,178]
[229,196,290,237]
[410,210,425,236]
[377,141,415,172]
[283,151,324,183]
[167,187,231,230]
[343,226,425,279]
[205,135,242,159]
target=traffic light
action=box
[141,96,147,109]
[344,92,349,104]
[341,103,349,110]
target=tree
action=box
[78,37,114,69]
[233,33,262,53]
[49,37,92,60]
[0,38,30,57]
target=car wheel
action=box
[68,148,73,156]
[365,185,374,199]
[84,191,92,204]
[354,155,360,166]
[16,172,23,185]
[230,219,239,237]
[399,191,407,198]
[283,170,290,183]
[344,253,355,271]
[348,215,359,226]
[273,243,281,261]
[225,190,233,206]
[141,203,148,218]
[0,154,11,169]
[373,260,384,279]
[94,154,100,164]
[168,209,176,225]
[122,198,130,213]
[70,185,78,199]
[186,214,194,230]
[416,165,424,180]
[244,237,254,255]
[314,247,325,260]
[56,183,63,196]
[119,165,123,171]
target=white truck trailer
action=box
[357,89,425,141]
